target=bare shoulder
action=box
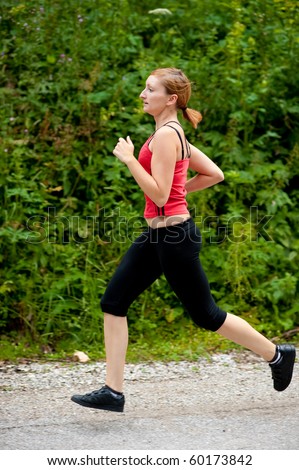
[150,126,178,152]
[154,125,179,140]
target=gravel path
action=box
[0,350,298,450]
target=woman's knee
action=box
[100,298,128,318]
[190,307,227,332]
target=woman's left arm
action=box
[185,144,224,194]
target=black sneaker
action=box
[71,385,125,412]
[269,345,296,392]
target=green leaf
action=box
[46,55,56,64]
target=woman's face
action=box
[140,75,174,116]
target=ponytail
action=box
[182,107,202,129]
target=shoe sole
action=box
[71,396,124,412]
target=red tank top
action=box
[138,123,190,218]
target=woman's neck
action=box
[154,112,179,130]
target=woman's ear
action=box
[167,94,178,106]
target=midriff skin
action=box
[145,213,191,228]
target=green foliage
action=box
[0,0,298,359]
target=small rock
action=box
[72,351,90,363]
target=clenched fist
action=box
[113,136,135,164]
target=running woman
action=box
[71,68,296,412]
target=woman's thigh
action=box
[100,230,163,316]
[156,219,227,330]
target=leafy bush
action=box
[0,0,298,357]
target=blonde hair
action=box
[150,67,202,128]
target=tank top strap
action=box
[164,124,185,160]
[147,120,191,160]
[164,121,191,160]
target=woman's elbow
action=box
[155,197,168,208]
[211,168,224,183]
[154,191,170,207]
[217,170,224,182]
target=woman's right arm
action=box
[113,128,177,207]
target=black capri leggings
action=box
[100,218,227,331]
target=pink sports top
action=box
[138,122,191,218]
